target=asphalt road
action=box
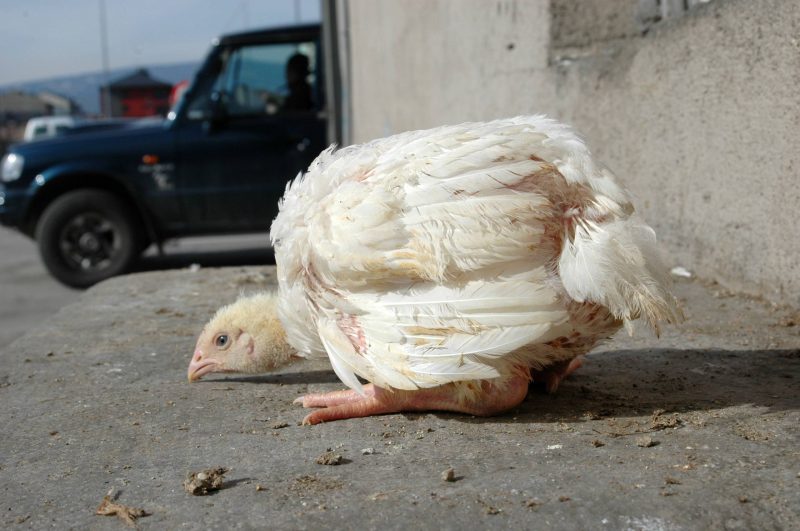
[0,226,274,352]
[0,227,78,349]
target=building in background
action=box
[0,90,78,120]
[0,91,51,122]
[37,91,80,116]
[0,90,80,150]
[100,68,172,118]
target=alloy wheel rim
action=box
[58,212,121,272]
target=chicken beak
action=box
[187,349,218,382]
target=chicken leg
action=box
[296,373,530,425]
[531,356,584,394]
[295,356,584,424]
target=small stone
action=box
[636,436,657,448]
[591,439,605,447]
[665,476,682,485]
[270,421,289,429]
[256,484,265,491]
[738,496,748,503]
[441,467,456,482]
[558,495,571,502]
[361,447,376,455]
[316,451,343,465]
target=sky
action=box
[0,0,321,86]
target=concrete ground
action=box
[0,228,79,348]
[0,226,272,347]
[0,266,798,530]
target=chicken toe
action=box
[294,384,376,408]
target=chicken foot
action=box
[296,373,531,425]
[294,385,378,408]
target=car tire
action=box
[35,190,143,288]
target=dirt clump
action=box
[316,450,344,465]
[289,475,344,495]
[95,490,149,527]
[183,467,229,495]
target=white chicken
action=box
[188,115,682,424]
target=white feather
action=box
[317,318,365,394]
[559,219,681,326]
[270,115,681,392]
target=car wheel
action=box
[35,190,143,288]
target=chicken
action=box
[188,115,682,424]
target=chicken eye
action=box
[215,334,229,348]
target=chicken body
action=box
[192,116,682,424]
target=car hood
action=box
[9,118,170,160]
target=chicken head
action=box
[188,293,298,382]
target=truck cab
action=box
[0,24,327,287]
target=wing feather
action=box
[271,116,673,392]
[317,318,366,394]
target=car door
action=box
[174,38,326,234]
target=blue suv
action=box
[0,24,327,287]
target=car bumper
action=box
[0,185,27,228]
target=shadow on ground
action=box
[523,347,799,420]
[132,247,275,273]
[199,347,800,423]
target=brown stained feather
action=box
[337,314,367,354]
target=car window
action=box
[187,40,317,119]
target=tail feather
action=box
[558,218,684,331]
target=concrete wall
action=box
[344,0,800,306]
[347,0,554,139]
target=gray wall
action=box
[344,0,800,305]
